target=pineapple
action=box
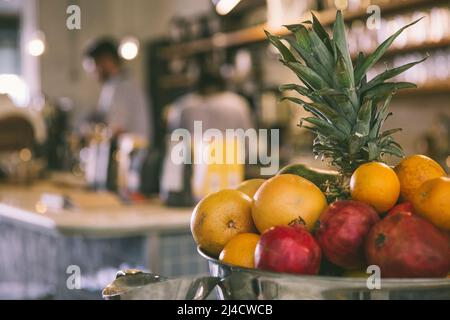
[266,10,426,199]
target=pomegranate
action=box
[386,202,414,218]
[366,212,450,278]
[255,225,321,275]
[315,200,379,270]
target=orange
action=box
[219,233,260,268]
[395,155,446,202]
[350,162,400,213]
[252,174,327,233]
[236,179,266,199]
[191,189,257,257]
[412,177,450,231]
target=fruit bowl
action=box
[102,248,450,300]
[198,248,450,300]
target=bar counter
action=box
[0,182,192,237]
[0,179,206,299]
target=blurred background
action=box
[0,0,449,300]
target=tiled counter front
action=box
[0,217,207,299]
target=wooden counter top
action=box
[0,181,193,238]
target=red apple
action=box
[366,212,450,278]
[386,202,414,218]
[315,200,380,270]
[255,225,321,275]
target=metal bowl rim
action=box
[197,247,450,284]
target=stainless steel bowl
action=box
[198,248,450,300]
[103,248,450,300]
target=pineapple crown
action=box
[266,10,427,176]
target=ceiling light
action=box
[215,0,242,16]
[119,37,140,61]
[28,31,46,57]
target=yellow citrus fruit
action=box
[219,233,260,268]
[395,155,446,202]
[412,177,450,231]
[350,162,400,213]
[236,179,266,199]
[191,189,256,257]
[252,174,327,233]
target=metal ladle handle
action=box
[103,269,221,300]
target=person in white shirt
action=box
[84,38,152,141]
[160,70,255,204]
[166,71,253,134]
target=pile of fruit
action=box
[191,11,450,279]
[192,155,450,278]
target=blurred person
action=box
[83,38,152,142]
[161,69,255,205]
[82,38,153,194]
[165,69,253,134]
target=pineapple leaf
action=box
[367,141,380,161]
[363,56,428,91]
[286,38,333,84]
[280,96,320,113]
[309,104,351,133]
[334,46,359,110]
[354,17,424,84]
[369,94,392,140]
[281,96,328,116]
[354,52,365,73]
[349,100,372,154]
[286,38,314,62]
[303,104,333,123]
[334,49,353,89]
[311,88,347,97]
[284,24,311,49]
[302,117,347,140]
[338,100,357,123]
[379,135,395,148]
[389,140,403,149]
[265,31,297,62]
[280,83,329,104]
[354,99,373,138]
[333,10,354,86]
[280,96,307,106]
[311,12,333,52]
[362,82,417,99]
[281,96,340,124]
[279,83,312,96]
[308,29,335,72]
[302,125,321,136]
[379,128,402,139]
[282,61,330,90]
[354,52,367,86]
[381,144,404,158]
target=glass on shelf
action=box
[410,11,429,45]
[433,50,449,81]
[429,8,447,43]
[344,4,450,91]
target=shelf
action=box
[404,80,450,94]
[381,38,450,58]
[159,74,196,89]
[159,0,447,59]
[399,80,450,95]
[351,38,450,60]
